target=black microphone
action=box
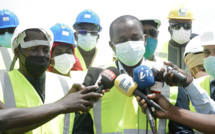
[166,66,187,87]
[95,67,120,93]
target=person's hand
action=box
[69,83,84,93]
[136,93,174,119]
[57,85,103,114]
[157,61,193,87]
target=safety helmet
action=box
[200,28,215,47]
[0,9,19,29]
[73,9,102,32]
[167,5,194,20]
[184,36,203,57]
[11,25,54,53]
[140,19,161,29]
[50,23,76,47]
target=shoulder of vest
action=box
[196,75,210,82]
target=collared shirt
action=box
[117,58,146,74]
[185,79,215,114]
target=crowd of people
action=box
[0,4,215,134]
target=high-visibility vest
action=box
[0,47,19,74]
[90,63,178,134]
[0,70,75,134]
[155,41,169,61]
[189,75,211,113]
[75,48,107,71]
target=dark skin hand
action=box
[137,93,215,134]
[0,84,103,133]
[156,61,193,87]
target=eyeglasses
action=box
[144,29,159,38]
[170,23,192,30]
[0,27,16,35]
[77,30,98,36]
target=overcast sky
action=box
[1,0,215,60]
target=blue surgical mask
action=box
[0,32,13,48]
[203,56,215,78]
[144,37,158,59]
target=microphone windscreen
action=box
[101,67,120,89]
[114,74,137,97]
[83,67,103,86]
[133,65,155,90]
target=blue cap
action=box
[0,9,19,29]
[50,23,76,47]
[73,9,102,32]
[133,65,155,90]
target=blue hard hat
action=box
[73,9,102,32]
[50,23,76,47]
[0,9,19,29]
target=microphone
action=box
[95,67,120,93]
[133,65,156,133]
[114,74,165,112]
[165,66,187,87]
[114,74,159,134]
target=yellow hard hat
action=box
[167,5,194,20]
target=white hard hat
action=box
[139,19,161,29]
[200,29,215,46]
[184,36,203,57]
[11,24,54,53]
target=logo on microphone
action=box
[102,69,116,81]
[138,67,153,81]
[119,78,131,92]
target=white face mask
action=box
[77,33,97,51]
[53,54,76,74]
[115,41,145,67]
[171,27,191,44]
[203,56,215,78]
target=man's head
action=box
[11,26,53,77]
[200,28,215,78]
[109,15,146,67]
[184,36,208,78]
[50,23,76,75]
[140,19,160,60]
[167,5,193,46]
[0,9,19,48]
[73,9,101,52]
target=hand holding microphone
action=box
[159,61,192,87]
[89,67,120,101]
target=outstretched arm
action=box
[0,84,103,133]
[137,93,215,134]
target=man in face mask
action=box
[0,25,102,133]
[0,9,19,73]
[73,9,108,71]
[155,5,198,71]
[49,23,83,78]
[140,19,160,61]
[89,15,192,134]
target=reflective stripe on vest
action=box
[92,63,178,134]
[0,47,12,72]
[0,71,72,134]
[1,73,16,107]
[57,75,71,134]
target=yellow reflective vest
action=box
[75,48,111,71]
[0,47,19,74]
[90,62,178,134]
[0,70,75,134]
